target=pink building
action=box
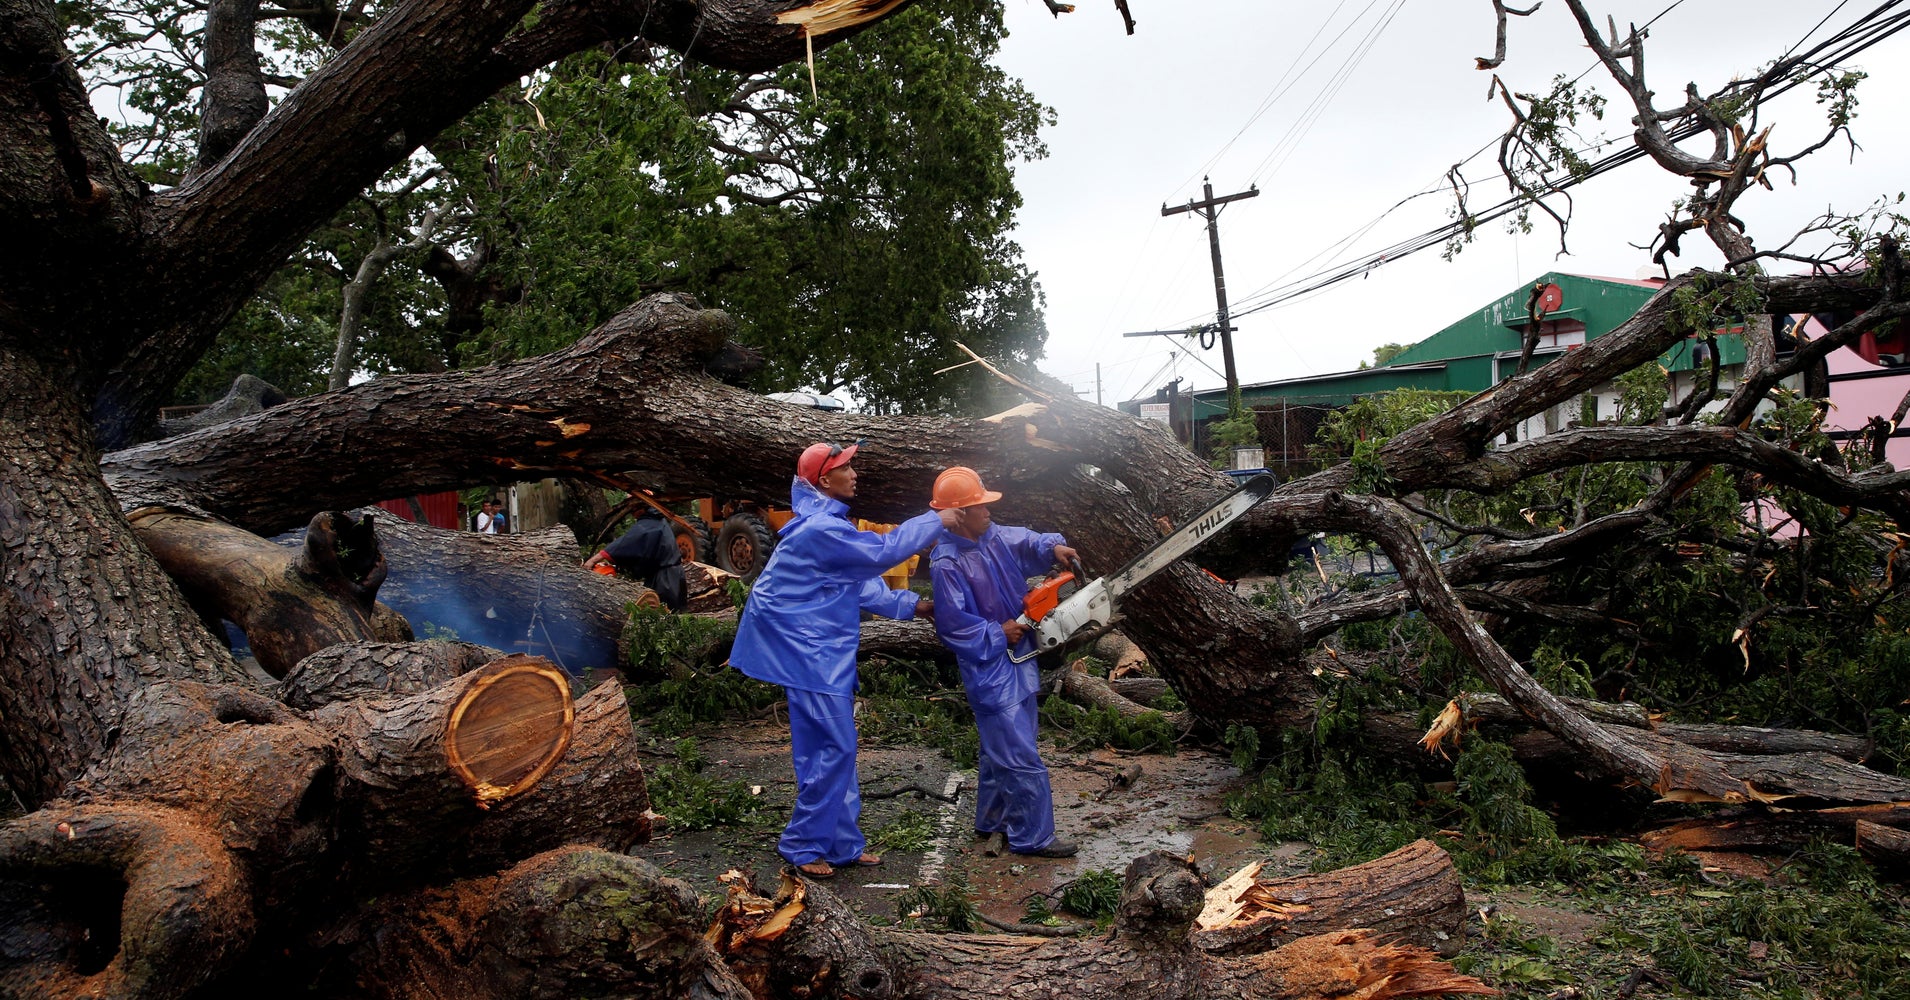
[1820,318,1909,469]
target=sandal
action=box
[796,861,835,878]
[849,853,882,867]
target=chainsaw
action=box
[1008,473,1276,663]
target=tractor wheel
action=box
[716,512,776,579]
[674,515,715,564]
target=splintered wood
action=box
[706,870,811,997]
[1197,860,1311,932]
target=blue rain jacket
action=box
[929,523,1067,852]
[729,477,942,697]
[927,524,1068,713]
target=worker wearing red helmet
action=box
[927,466,1081,858]
[729,441,958,879]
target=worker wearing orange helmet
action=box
[927,466,1080,858]
[730,441,959,878]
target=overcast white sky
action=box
[989,0,1910,407]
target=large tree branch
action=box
[82,0,917,448]
[195,0,270,170]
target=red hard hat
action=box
[797,441,857,485]
[930,466,1002,510]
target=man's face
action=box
[951,503,992,539]
[818,463,857,500]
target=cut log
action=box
[1855,820,1910,870]
[1193,839,1467,957]
[684,560,742,613]
[451,679,656,872]
[127,506,402,677]
[278,639,501,709]
[1642,803,1910,853]
[312,654,574,871]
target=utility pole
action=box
[1163,177,1257,415]
[1095,363,1102,407]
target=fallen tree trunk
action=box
[127,506,408,677]
[1192,840,1466,957]
[310,654,575,871]
[1641,802,1910,853]
[712,851,1493,1000]
[367,512,656,675]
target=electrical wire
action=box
[1220,0,1910,324]
[1244,0,1410,190]
[1173,0,1372,196]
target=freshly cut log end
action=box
[1855,819,1910,870]
[446,656,576,805]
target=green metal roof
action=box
[1192,273,1712,409]
[1381,272,1659,370]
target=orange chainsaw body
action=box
[1022,572,1075,622]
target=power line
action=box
[1222,0,1910,324]
[1244,0,1410,190]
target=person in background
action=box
[728,442,958,879]
[926,466,1079,858]
[475,499,499,533]
[582,508,687,611]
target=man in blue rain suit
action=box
[926,466,1081,859]
[729,441,957,879]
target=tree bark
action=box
[1192,840,1467,958]
[0,353,240,807]
[368,511,654,674]
[128,506,404,678]
[277,639,501,710]
[712,851,1492,1000]
[332,846,754,1000]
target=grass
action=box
[1452,841,1910,999]
[643,737,766,832]
[869,808,938,854]
[895,869,979,932]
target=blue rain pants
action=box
[971,690,1056,852]
[928,523,1068,853]
[780,688,867,866]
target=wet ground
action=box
[633,715,1310,926]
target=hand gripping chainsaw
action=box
[1008,473,1275,663]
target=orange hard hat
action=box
[930,466,1003,510]
[797,441,858,485]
